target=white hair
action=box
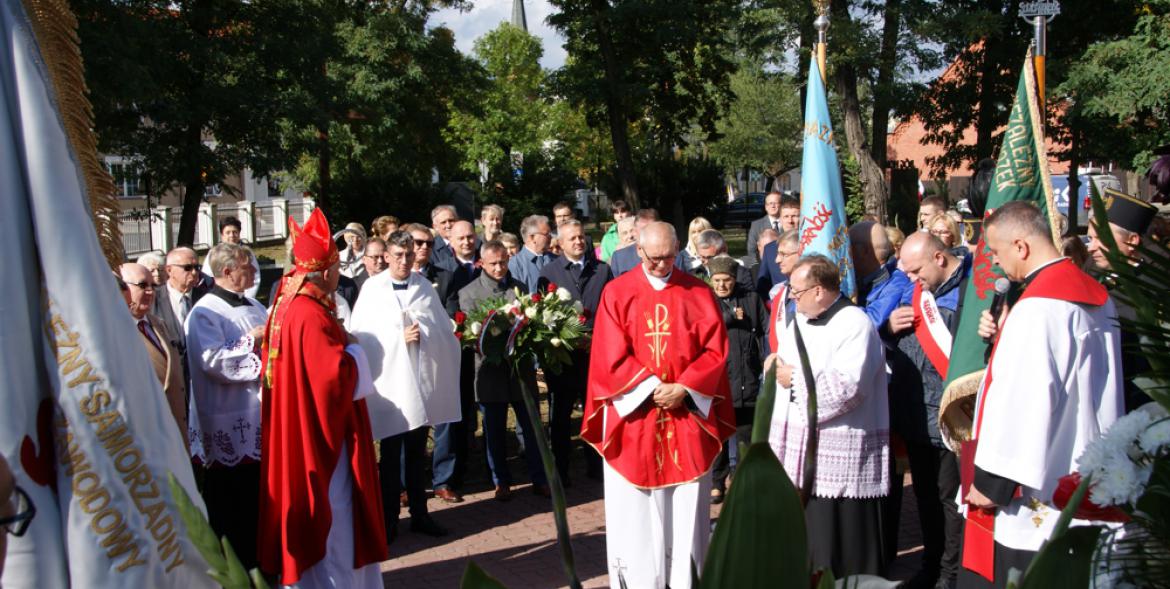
[207,243,249,278]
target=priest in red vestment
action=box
[582,222,736,589]
[259,208,387,587]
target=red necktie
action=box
[138,319,165,355]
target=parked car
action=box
[709,192,766,228]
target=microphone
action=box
[983,278,1011,361]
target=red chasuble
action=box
[259,290,387,584]
[581,269,736,489]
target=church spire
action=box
[511,0,528,32]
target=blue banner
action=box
[798,60,856,298]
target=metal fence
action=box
[119,211,154,255]
[256,203,278,240]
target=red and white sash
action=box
[912,282,953,378]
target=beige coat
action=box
[139,313,188,449]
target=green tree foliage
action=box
[708,63,802,181]
[547,0,740,210]
[445,23,548,176]
[76,0,295,245]
[1056,0,1169,170]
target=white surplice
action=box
[184,291,267,465]
[282,344,382,589]
[972,295,1123,551]
[602,268,712,589]
[349,271,461,439]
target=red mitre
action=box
[291,208,339,273]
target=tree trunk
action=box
[870,0,901,169]
[834,63,889,223]
[175,124,206,247]
[316,122,331,206]
[591,0,639,209]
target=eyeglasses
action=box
[788,285,817,300]
[168,263,199,272]
[413,239,434,248]
[2,485,36,537]
[364,254,387,262]
[125,281,155,290]
[777,250,800,259]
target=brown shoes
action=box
[494,485,512,502]
[434,487,463,503]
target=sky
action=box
[429,0,568,70]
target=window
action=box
[105,158,144,199]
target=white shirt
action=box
[167,283,194,324]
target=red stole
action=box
[912,283,952,378]
[767,284,789,355]
[581,270,736,488]
[961,259,1108,580]
[259,292,387,584]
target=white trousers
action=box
[282,442,382,589]
[603,462,711,589]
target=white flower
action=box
[524,306,538,319]
[571,300,584,314]
[556,287,571,301]
[551,337,563,347]
[542,309,556,324]
[470,321,482,336]
[1138,419,1170,453]
[1090,454,1151,506]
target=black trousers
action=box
[907,442,964,585]
[711,406,755,490]
[202,462,261,570]
[545,350,600,483]
[805,495,889,579]
[957,541,1037,589]
[379,426,431,531]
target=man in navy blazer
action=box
[538,220,611,484]
[608,208,688,277]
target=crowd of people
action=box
[80,175,1165,588]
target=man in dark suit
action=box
[755,196,802,297]
[151,246,209,394]
[458,240,548,501]
[429,205,459,269]
[537,220,611,484]
[406,223,471,503]
[745,190,784,266]
[352,237,388,295]
[552,201,596,261]
[609,209,688,277]
[691,229,755,292]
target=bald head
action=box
[449,220,477,259]
[983,201,1060,281]
[119,263,155,319]
[638,222,678,278]
[899,231,959,292]
[848,221,893,277]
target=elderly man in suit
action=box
[120,263,186,443]
[508,214,555,293]
[538,220,612,484]
[692,229,755,292]
[746,191,785,266]
[152,247,209,395]
[458,240,549,501]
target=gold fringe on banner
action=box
[21,0,124,269]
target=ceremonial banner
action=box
[938,49,1059,448]
[798,59,855,298]
[0,0,213,586]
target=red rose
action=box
[1052,472,1130,523]
[531,292,542,303]
[578,314,587,324]
[455,311,467,325]
[547,282,558,294]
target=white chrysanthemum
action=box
[556,287,571,301]
[551,337,563,347]
[470,321,482,336]
[1091,454,1151,506]
[1077,435,1110,475]
[524,306,538,319]
[1138,420,1170,453]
